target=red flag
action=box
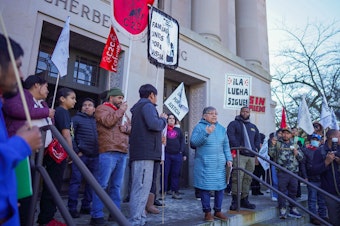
[100,26,121,72]
[280,107,287,128]
[112,0,155,40]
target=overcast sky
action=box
[266,0,340,68]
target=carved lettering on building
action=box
[181,50,187,61]
[43,0,110,28]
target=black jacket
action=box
[72,112,98,157]
[165,126,186,156]
[311,143,340,195]
[300,145,320,182]
[227,115,260,157]
[129,98,167,161]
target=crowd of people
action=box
[1,34,340,226]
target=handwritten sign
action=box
[224,74,251,109]
[148,7,179,69]
[249,95,266,113]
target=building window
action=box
[35,45,59,78]
[73,56,100,87]
[36,46,101,88]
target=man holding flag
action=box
[227,106,260,211]
[0,34,43,226]
[128,84,167,226]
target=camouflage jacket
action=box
[268,139,304,173]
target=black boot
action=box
[229,195,238,211]
[240,196,256,209]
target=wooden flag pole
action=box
[51,73,60,109]
[121,39,133,125]
[0,14,32,127]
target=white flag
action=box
[330,108,339,130]
[297,96,314,135]
[319,94,332,129]
[258,137,270,170]
[51,17,70,77]
[164,82,189,121]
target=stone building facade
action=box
[2,0,276,188]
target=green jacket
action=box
[268,139,303,173]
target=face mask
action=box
[311,140,319,147]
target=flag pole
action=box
[123,39,133,99]
[0,14,32,127]
[121,39,133,125]
[51,73,61,109]
[155,66,166,223]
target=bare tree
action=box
[271,21,340,127]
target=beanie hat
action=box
[80,97,96,107]
[107,87,124,98]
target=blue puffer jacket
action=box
[72,112,98,157]
[190,119,232,191]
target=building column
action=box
[192,0,221,42]
[221,0,236,54]
[235,0,262,66]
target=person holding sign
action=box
[268,127,304,219]
[190,106,233,222]
[0,34,43,226]
[163,113,186,199]
[3,74,54,225]
[128,84,167,226]
[227,106,260,211]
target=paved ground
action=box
[36,187,308,226]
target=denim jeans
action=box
[200,189,224,213]
[271,165,278,199]
[91,152,127,218]
[164,152,183,192]
[68,155,98,211]
[307,181,327,218]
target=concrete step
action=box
[194,194,308,226]
[45,188,310,226]
[249,216,312,226]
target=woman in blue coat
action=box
[190,106,233,222]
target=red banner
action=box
[112,0,154,40]
[280,108,287,128]
[100,26,121,72]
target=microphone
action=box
[331,137,338,153]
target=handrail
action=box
[28,125,131,226]
[232,146,335,226]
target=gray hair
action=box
[202,106,216,115]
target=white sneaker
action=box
[288,207,302,218]
[279,207,287,219]
[271,197,278,201]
